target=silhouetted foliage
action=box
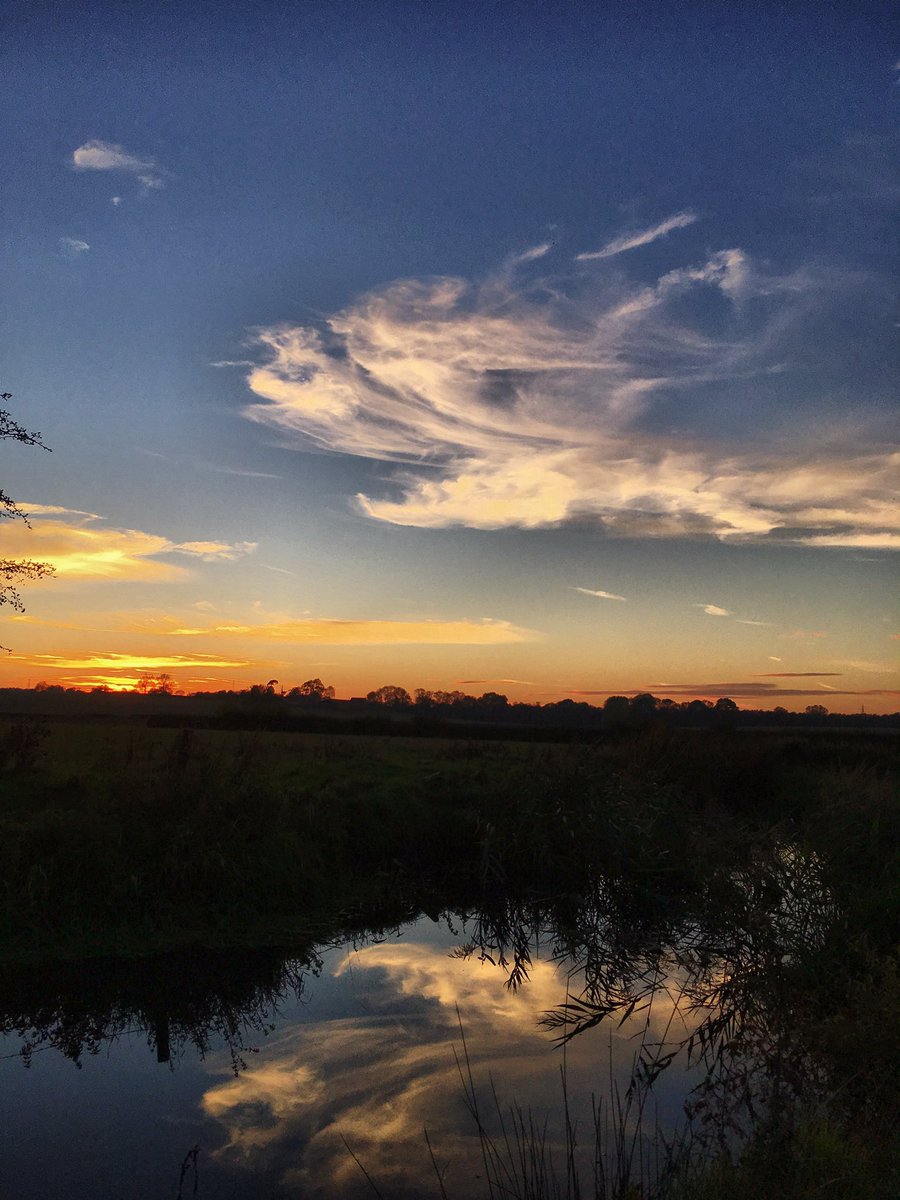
[367,684,412,706]
[1,395,54,634]
[288,678,335,700]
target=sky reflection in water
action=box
[199,927,700,1197]
[1,916,703,1199]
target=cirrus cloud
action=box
[573,586,627,602]
[575,210,698,260]
[243,238,898,546]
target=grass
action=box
[1,717,896,959]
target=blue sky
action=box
[2,2,897,706]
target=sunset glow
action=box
[2,5,896,710]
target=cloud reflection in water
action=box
[201,938,698,1197]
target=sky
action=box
[1,1,897,710]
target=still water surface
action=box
[1,914,706,1199]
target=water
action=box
[0,914,707,1199]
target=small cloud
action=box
[768,656,782,661]
[24,503,101,519]
[785,630,828,640]
[202,463,281,480]
[573,586,627,602]
[210,359,255,368]
[111,195,123,206]
[800,532,900,550]
[834,659,896,674]
[60,237,90,256]
[458,678,538,687]
[576,212,697,261]
[72,139,164,191]
[696,604,731,617]
[507,242,553,268]
[735,619,772,626]
[172,540,257,562]
[755,672,842,678]
[261,564,298,577]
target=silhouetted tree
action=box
[134,672,174,695]
[288,678,335,700]
[630,692,659,723]
[1,394,53,628]
[602,695,631,729]
[686,698,714,726]
[713,696,739,728]
[366,684,412,707]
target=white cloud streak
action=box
[172,540,258,562]
[576,211,698,260]
[573,586,627,602]
[697,604,731,617]
[242,239,898,546]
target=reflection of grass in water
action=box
[448,1008,685,1200]
[405,998,897,1200]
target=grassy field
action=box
[1,714,895,955]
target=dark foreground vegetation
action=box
[1,716,897,1196]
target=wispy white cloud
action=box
[573,586,627,602]
[576,211,697,261]
[261,564,299,577]
[697,604,731,617]
[799,532,900,550]
[59,237,89,256]
[507,241,553,267]
[171,540,257,562]
[755,672,841,678]
[457,677,538,686]
[242,240,898,545]
[72,139,164,191]
[202,463,281,480]
[834,659,896,674]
